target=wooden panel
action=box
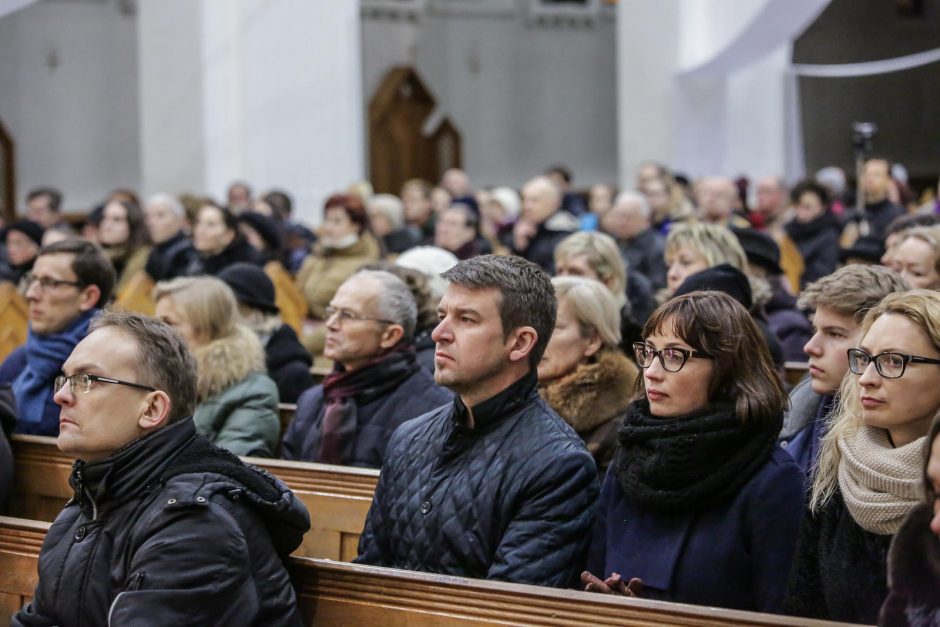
[265,261,306,334]
[11,436,379,561]
[0,517,861,627]
[112,271,156,316]
[0,283,28,364]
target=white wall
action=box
[0,0,140,213]
[362,8,619,190]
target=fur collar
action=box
[539,349,638,433]
[193,325,266,401]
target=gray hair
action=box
[146,193,185,218]
[613,190,652,220]
[89,310,197,423]
[395,246,459,302]
[354,269,417,342]
[551,276,621,349]
[368,194,405,230]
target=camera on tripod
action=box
[852,121,878,155]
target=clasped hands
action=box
[580,571,645,597]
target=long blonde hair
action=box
[152,276,238,343]
[811,289,940,510]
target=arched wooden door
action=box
[368,66,462,194]
[0,118,15,223]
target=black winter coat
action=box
[511,212,578,274]
[263,324,314,404]
[355,372,599,587]
[280,356,452,468]
[784,213,841,288]
[187,237,266,277]
[12,419,310,627]
[144,231,199,282]
[620,228,668,290]
[880,503,940,626]
[0,384,14,514]
[783,489,892,624]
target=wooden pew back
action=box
[9,435,377,562]
[265,261,306,335]
[0,282,28,364]
[0,516,860,627]
[112,270,156,316]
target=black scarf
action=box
[784,210,840,242]
[614,400,780,514]
[317,346,419,464]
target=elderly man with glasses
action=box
[280,269,452,468]
[13,310,310,626]
[0,239,114,436]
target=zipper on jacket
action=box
[74,467,99,522]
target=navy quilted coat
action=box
[355,372,599,587]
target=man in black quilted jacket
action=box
[356,254,598,587]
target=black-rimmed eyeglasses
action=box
[847,348,940,380]
[54,373,156,395]
[324,306,396,326]
[632,342,713,373]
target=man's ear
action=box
[78,284,102,311]
[507,326,538,364]
[379,324,405,350]
[138,390,172,430]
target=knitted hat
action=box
[6,219,44,246]
[840,235,885,265]
[238,211,283,252]
[217,262,279,314]
[731,227,783,276]
[674,263,753,310]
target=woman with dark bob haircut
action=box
[583,290,803,613]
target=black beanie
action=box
[238,211,284,252]
[5,219,44,247]
[674,263,753,310]
[731,227,783,276]
[218,262,279,314]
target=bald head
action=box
[521,176,562,224]
[696,176,737,224]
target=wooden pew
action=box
[9,435,377,562]
[112,270,156,316]
[0,282,28,364]
[0,515,862,626]
[784,361,809,387]
[266,261,307,335]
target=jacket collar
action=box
[70,418,198,516]
[451,370,538,434]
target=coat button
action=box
[74,526,86,541]
[196,496,207,504]
[420,501,432,514]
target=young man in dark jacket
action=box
[355,255,598,587]
[12,310,310,627]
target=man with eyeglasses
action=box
[355,255,598,588]
[281,269,451,468]
[12,310,310,626]
[0,239,114,436]
[779,265,908,482]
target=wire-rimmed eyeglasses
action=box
[632,342,713,373]
[847,348,940,380]
[324,306,396,326]
[54,373,156,395]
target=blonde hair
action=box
[551,276,622,350]
[153,276,238,342]
[553,231,627,308]
[811,289,940,510]
[665,222,747,270]
[898,225,940,275]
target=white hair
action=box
[816,167,847,196]
[395,246,459,303]
[613,190,651,220]
[368,194,405,230]
[146,193,185,218]
[489,187,521,219]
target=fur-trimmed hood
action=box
[193,324,267,402]
[539,349,638,434]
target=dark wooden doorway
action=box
[369,66,462,194]
[0,118,15,223]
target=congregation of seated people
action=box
[1,160,940,626]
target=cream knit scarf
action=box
[837,425,925,536]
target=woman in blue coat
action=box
[582,290,804,613]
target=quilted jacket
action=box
[355,371,599,588]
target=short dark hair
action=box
[442,255,555,369]
[790,179,830,209]
[546,164,572,185]
[27,187,62,212]
[89,310,197,423]
[262,190,293,220]
[641,291,786,427]
[324,193,369,233]
[38,239,115,306]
